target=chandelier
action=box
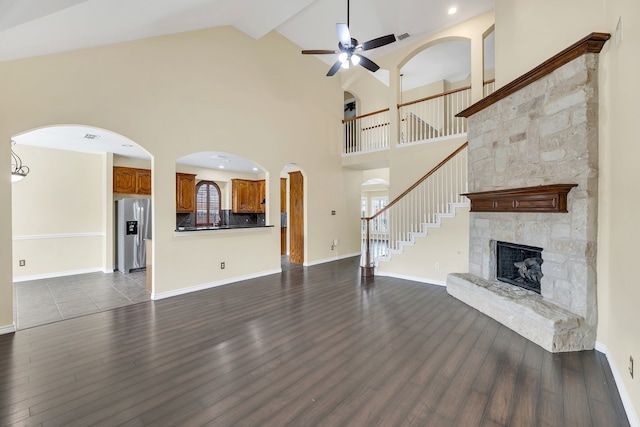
[11,140,29,182]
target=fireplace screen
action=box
[496,241,543,293]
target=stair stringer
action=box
[376,202,469,262]
[374,203,469,286]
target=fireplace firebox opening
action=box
[496,241,543,294]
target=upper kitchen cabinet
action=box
[113,167,151,195]
[176,173,196,213]
[257,180,266,214]
[232,179,265,213]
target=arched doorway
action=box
[11,125,152,329]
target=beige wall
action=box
[340,69,389,115]
[401,80,446,105]
[496,0,640,421]
[0,26,362,325]
[495,0,606,86]
[376,207,469,285]
[11,145,106,280]
[600,0,640,421]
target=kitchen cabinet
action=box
[113,167,151,195]
[176,173,196,213]
[232,179,265,213]
[257,180,266,213]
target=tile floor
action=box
[14,270,151,329]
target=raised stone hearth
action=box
[448,274,592,352]
[446,34,608,352]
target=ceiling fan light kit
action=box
[301,0,396,76]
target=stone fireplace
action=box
[446,33,609,352]
[495,241,543,293]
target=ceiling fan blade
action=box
[355,55,380,73]
[336,23,352,47]
[327,60,343,77]
[302,49,340,55]
[360,34,396,51]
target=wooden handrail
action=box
[483,79,495,85]
[397,86,471,109]
[363,141,468,221]
[342,108,390,124]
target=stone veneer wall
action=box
[466,53,599,333]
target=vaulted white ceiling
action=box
[0,0,493,63]
[5,0,494,167]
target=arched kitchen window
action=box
[195,181,221,226]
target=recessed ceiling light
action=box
[218,165,225,169]
[252,167,258,171]
[83,133,100,140]
[448,7,457,15]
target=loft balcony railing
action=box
[342,108,390,155]
[398,87,471,145]
[360,142,468,274]
[483,79,496,97]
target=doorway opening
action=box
[280,164,306,269]
[11,125,152,329]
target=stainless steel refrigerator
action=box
[116,198,152,273]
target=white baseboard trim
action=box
[13,267,106,283]
[595,341,639,427]
[151,269,282,300]
[303,252,360,267]
[374,270,446,287]
[0,324,16,335]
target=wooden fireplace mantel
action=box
[462,184,578,213]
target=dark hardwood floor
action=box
[0,256,629,426]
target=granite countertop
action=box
[176,224,273,232]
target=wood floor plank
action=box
[0,256,630,427]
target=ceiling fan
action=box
[301,0,396,76]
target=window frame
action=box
[195,180,222,227]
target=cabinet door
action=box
[257,180,266,213]
[232,179,252,213]
[113,167,137,194]
[176,173,196,213]
[137,169,152,195]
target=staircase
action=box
[361,142,469,275]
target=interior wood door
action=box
[289,171,304,264]
[280,178,287,256]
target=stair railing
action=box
[483,79,496,97]
[361,142,469,274]
[343,108,390,155]
[398,87,471,145]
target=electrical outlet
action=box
[630,356,634,379]
[19,260,25,267]
[220,262,225,270]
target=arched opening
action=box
[399,38,472,144]
[11,124,152,329]
[175,151,266,231]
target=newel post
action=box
[361,218,375,277]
